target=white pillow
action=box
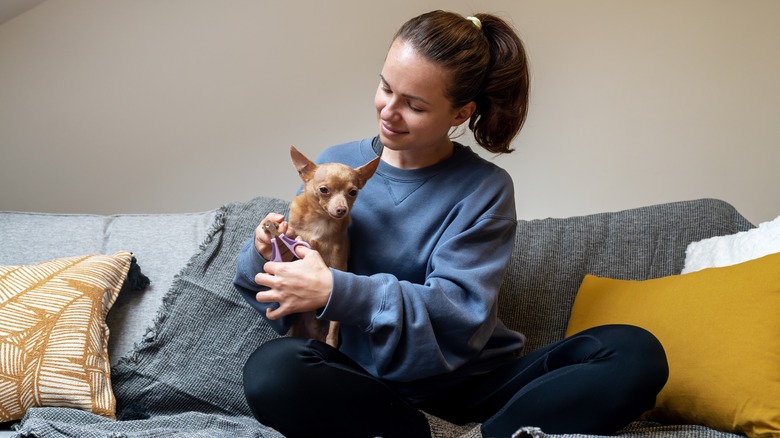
[682,214,780,273]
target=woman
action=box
[234,10,668,438]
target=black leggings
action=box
[243,324,668,438]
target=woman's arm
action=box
[322,214,520,382]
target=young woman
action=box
[234,10,668,438]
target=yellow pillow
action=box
[0,252,133,422]
[566,251,780,438]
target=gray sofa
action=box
[0,196,754,438]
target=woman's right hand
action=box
[255,213,293,261]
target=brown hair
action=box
[393,10,530,154]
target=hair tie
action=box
[466,16,482,31]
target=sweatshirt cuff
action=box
[236,239,267,284]
[320,268,384,330]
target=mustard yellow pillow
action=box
[566,251,780,438]
[0,252,133,422]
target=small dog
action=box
[285,145,380,347]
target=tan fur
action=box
[287,145,380,347]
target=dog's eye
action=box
[319,187,330,195]
[348,189,358,197]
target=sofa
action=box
[1,196,776,438]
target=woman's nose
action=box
[380,99,400,121]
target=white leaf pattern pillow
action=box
[0,252,132,422]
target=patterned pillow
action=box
[0,252,134,422]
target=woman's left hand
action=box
[254,246,333,320]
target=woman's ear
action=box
[452,101,477,126]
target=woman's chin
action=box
[378,133,407,151]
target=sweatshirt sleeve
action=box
[233,237,293,336]
[319,213,519,382]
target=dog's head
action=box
[290,145,380,220]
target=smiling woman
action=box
[234,9,667,438]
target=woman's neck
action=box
[380,139,455,170]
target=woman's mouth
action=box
[381,123,407,137]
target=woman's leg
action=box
[419,324,668,437]
[483,324,668,436]
[243,337,431,438]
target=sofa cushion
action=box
[0,252,134,422]
[566,252,780,438]
[498,198,754,353]
[0,210,217,365]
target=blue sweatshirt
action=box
[234,137,525,397]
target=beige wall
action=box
[1,0,778,224]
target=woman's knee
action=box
[242,338,315,419]
[243,337,352,402]
[595,324,669,391]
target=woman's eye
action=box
[408,103,423,112]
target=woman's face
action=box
[374,39,474,168]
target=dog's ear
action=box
[290,145,317,181]
[355,156,381,189]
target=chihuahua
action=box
[284,145,380,347]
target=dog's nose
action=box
[335,207,347,217]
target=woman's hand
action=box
[254,245,333,320]
[254,213,297,261]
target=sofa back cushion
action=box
[0,210,217,365]
[497,198,754,353]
